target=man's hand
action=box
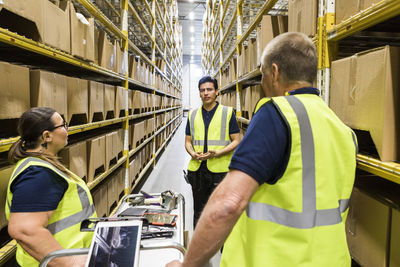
[198,150,218,161]
[166,260,183,267]
[191,151,203,160]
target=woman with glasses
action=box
[5,107,97,267]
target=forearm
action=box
[182,176,246,266]
[185,142,196,157]
[14,228,74,266]
[215,139,239,157]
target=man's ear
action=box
[271,63,280,82]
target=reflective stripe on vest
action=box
[190,106,230,146]
[247,96,352,229]
[7,157,95,234]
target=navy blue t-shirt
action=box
[229,88,320,184]
[10,166,68,212]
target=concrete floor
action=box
[141,118,221,267]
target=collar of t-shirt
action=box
[202,102,219,127]
[286,87,320,96]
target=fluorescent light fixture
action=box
[190,37,195,42]
[191,56,194,60]
[188,12,194,20]
[190,26,195,33]
[191,45,194,49]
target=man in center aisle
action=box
[185,76,240,228]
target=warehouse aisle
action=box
[141,117,221,267]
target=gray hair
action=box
[260,32,317,84]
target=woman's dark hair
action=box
[198,76,218,91]
[8,107,69,175]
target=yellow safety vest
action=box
[187,104,233,173]
[5,157,97,267]
[221,94,357,267]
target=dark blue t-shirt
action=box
[10,165,68,212]
[229,88,320,184]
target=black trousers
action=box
[187,168,227,228]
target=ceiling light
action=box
[191,56,194,60]
[188,12,194,20]
[190,26,195,33]
[191,45,194,49]
[190,37,195,42]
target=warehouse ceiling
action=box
[177,0,207,59]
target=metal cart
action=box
[39,192,186,267]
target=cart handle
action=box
[39,248,89,267]
[38,242,186,267]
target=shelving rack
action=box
[201,0,400,187]
[0,0,183,264]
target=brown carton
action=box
[87,135,106,182]
[346,188,389,267]
[92,184,107,217]
[230,58,237,82]
[129,55,138,79]
[98,31,116,71]
[244,44,250,75]
[146,118,155,137]
[250,85,265,119]
[106,175,118,211]
[105,131,118,171]
[116,168,125,198]
[88,81,104,122]
[0,166,13,228]
[132,90,142,114]
[248,38,257,72]
[129,159,135,187]
[115,86,127,118]
[288,0,318,37]
[94,28,99,65]
[59,141,87,182]
[0,62,30,119]
[30,70,67,120]
[68,2,94,61]
[132,121,145,148]
[336,0,380,24]
[116,41,126,75]
[66,77,88,125]
[0,0,69,52]
[256,15,281,67]
[330,46,400,161]
[104,84,115,119]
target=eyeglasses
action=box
[51,121,68,131]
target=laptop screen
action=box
[86,220,142,267]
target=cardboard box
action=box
[0,0,70,52]
[346,187,389,267]
[0,166,13,228]
[129,159,135,187]
[146,118,155,137]
[0,62,30,120]
[104,84,115,119]
[105,131,118,171]
[390,209,400,267]
[132,121,145,148]
[288,0,318,37]
[244,44,250,75]
[106,175,118,211]
[30,70,67,120]
[59,141,87,182]
[92,184,107,217]
[68,2,94,61]
[132,90,142,113]
[87,135,106,182]
[98,31,116,71]
[116,168,125,199]
[94,28,99,65]
[88,81,104,122]
[336,0,380,24]
[115,86,127,118]
[128,55,138,80]
[250,85,265,119]
[257,15,282,67]
[248,38,257,72]
[330,46,400,161]
[66,76,88,125]
[133,154,141,179]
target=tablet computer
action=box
[85,220,142,267]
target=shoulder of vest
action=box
[254,97,272,114]
[14,157,67,181]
